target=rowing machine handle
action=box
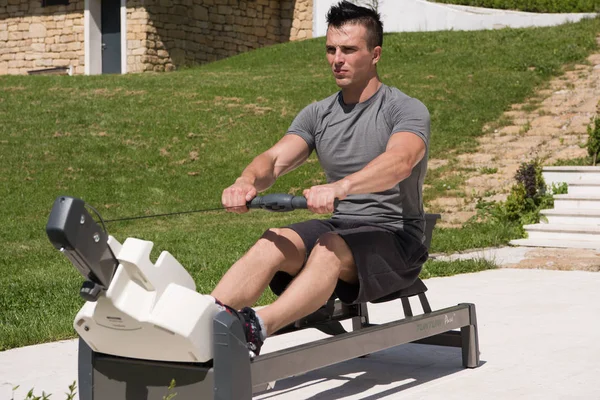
[247,194,340,212]
[247,194,307,212]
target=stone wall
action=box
[0,0,85,75]
[283,0,312,41]
[0,0,314,75]
[127,4,156,74]
[136,0,314,73]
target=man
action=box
[211,1,430,356]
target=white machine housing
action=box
[74,236,220,363]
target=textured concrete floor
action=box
[2,268,600,400]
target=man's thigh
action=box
[259,227,307,276]
[269,219,336,296]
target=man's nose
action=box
[334,49,344,65]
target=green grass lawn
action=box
[430,0,599,13]
[1,19,600,350]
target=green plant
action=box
[469,159,566,233]
[500,160,548,224]
[11,382,77,400]
[521,102,540,112]
[587,112,600,165]
[479,166,498,174]
[164,379,178,400]
[519,121,531,135]
[65,382,77,400]
[552,156,592,166]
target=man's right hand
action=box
[222,178,258,213]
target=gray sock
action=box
[207,295,226,311]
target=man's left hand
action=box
[303,181,350,214]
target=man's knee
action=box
[311,232,358,283]
[253,228,306,274]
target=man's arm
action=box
[340,131,426,194]
[304,131,426,213]
[223,135,311,213]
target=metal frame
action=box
[80,290,479,400]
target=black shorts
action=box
[269,219,429,305]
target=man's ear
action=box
[372,46,382,65]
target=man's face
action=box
[325,24,380,89]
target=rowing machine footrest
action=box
[213,311,252,400]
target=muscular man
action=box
[211,1,430,356]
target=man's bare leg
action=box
[257,232,358,335]
[211,228,306,310]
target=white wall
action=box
[313,0,596,37]
[85,0,102,75]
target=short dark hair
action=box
[326,1,384,50]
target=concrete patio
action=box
[2,267,599,399]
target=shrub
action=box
[470,159,568,234]
[587,110,600,166]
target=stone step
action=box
[568,183,600,196]
[540,209,600,225]
[553,195,600,210]
[510,238,600,250]
[543,166,600,186]
[523,223,600,242]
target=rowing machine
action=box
[46,194,480,400]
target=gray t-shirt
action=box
[287,83,430,241]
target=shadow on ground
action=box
[255,343,486,400]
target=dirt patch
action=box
[503,248,600,272]
[244,104,273,115]
[216,96,242,101]
[1,86,26,91]
[85,88,147,97]
[428,159,449,170]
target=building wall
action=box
[285,0,312,41]
[134,0,313,73]
[0,0,313,75]
[127,3,155,73]
[0,0,85,75]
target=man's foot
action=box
[214,299,264,357]
[238,307,264,357]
